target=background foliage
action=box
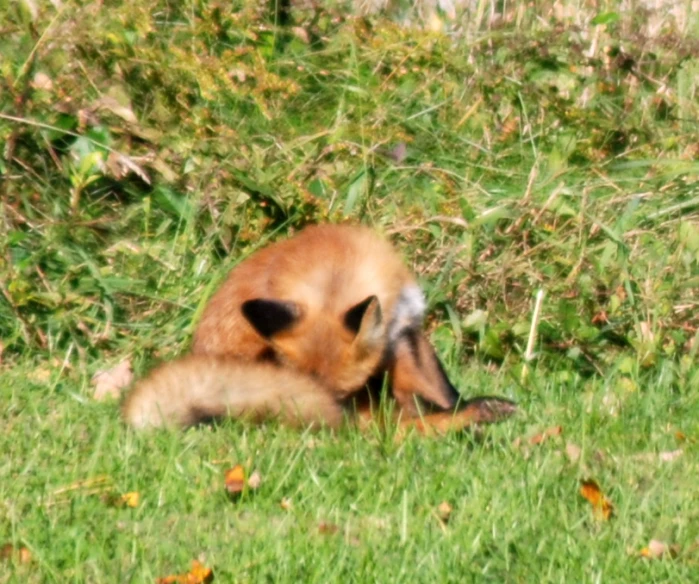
[2,1,698,382]
[1,1,698,582]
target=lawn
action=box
[1,1,698,581]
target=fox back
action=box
[192,224,427,398]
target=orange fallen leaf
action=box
[580,479,613,521]
[224,466,260,494]
[121,491,140,508]
[224,465,246,494]
[639,539,679,559]
[529,425,563,445]
[156,560,213,584]
[0,544,31,564]
[92,360,133,401]
[103,490,140,508]
[436,501,453,523]
[280,497,293,511]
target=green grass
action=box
[1,0,698,581]
[2,363,698,581]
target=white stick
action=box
[525,289,545,362]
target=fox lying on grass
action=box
[123,224,515,432]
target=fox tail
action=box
[122,355,344,430]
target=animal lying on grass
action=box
[123,224,516,433]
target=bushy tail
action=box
[122,355,344,430]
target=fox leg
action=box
[388,331,517,426]
[388,330,462,415]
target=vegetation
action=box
[1,1,697,581]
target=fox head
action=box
[241,295,387,397]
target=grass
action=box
[2,363,698,581]
[1,0,698,581]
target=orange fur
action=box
[123,224,516,432]
[122,356,516,433]
[192,224,461,412]
[122,356,344,429]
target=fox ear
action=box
[242,299,302,339]
[344,295,385,348]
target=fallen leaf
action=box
[247,470,262,490]
[280,497,293,511]
[436,501,453,523]
[580,479,614,521]
[658,449,683,462]
[565,442,582,463]
[31,72,53,91]
[1,544,31,564]
[291,26,310,44]
[95,95,138,124]
[92,360,133,401]
[105,151,151,184]
[156,560,213,584]
[28,365,53,384]
[631,449,684,464]
[103,491,140,508]
[121,491,140,508]
[639,539,679,559]
[224,465,246,494]
[529,425,563,445]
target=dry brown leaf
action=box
[580,479,614,521]
[631,449,684,463]
[565,442,582,463]
[92,360,133,401]
[28,365,53,384]
[247,470,262,490]
[1,544,32,564]
[436,501,453,523]
[156,560,213,584]
[224,464,246,494]
[639,539,679,559]
[95,95,138,124]
[52,475,112,503]
[658,449,683,462]
[105,152,151,184]
[529,425,563,445]
[280,497,293,511]
[31,72,53,91]
[291,27,310,44]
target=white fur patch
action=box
[388,284,426,343]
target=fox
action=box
[123,224,516,431]
[122,355,513,434]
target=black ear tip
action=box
[344,295,381,334]
[242,298,300,338]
